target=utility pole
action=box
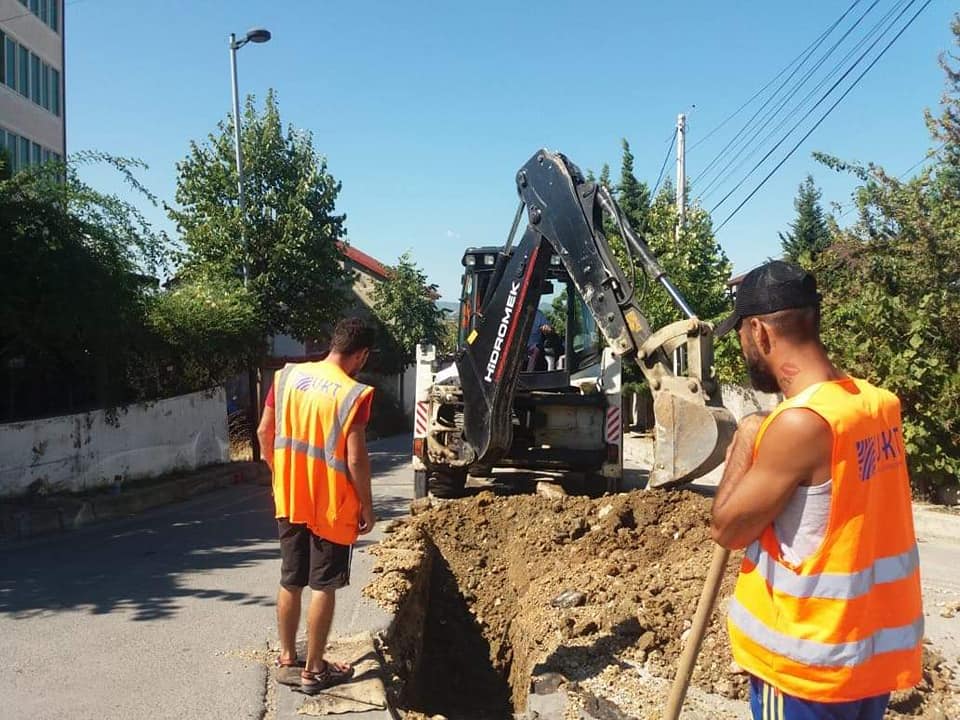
[675,113,686,244]
[674,113,687,376]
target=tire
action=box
[414,470,428,499]
[428,471,467,498]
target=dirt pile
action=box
[365,490,958,719]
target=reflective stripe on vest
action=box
[744,541,920,600]
[729,597,924,668]
[273,436,348,474]
[274,365,295,436]
[273,370,367,464]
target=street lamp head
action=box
[245,27,271,44]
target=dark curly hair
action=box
[330,317,375,355]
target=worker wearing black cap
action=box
[711,260,922,719]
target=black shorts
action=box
[277,519,352,591]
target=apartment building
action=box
[0,0,64,173]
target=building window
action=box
[18,45,28,97]
[6,132,18,172]
[4,38,15,89]
[51,67,59,116]
[19,136,29,169]
[50,0,58,33]
[30,53,41,104]
[40,0,49,24]
[41,63,49,110]
[29,0,39,14]
[31,142,41,166]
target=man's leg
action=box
[277,585,304,664]
[277,519,310,665]
[300,536,353,691]
[304,588,336,673]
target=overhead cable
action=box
[714,0,934,232]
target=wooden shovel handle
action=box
[663,543,731,720]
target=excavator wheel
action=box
[414,470,428,499]
[428,470,468,499]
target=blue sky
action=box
[65,0,953,300]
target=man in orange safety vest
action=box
[711,261,922,719]
[258,318,376,695]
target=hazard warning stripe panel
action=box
[606,406,621,444]
[415,402,429,436]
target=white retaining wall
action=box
[719,384,781,420]
[0,389,229,498]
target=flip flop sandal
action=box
[297,661,354,695]
[274,656,305,686]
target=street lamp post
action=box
[228,27,271,286]
[228,27,271,460]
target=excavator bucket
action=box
[648,391,738,489]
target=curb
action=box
[0,461,270,542]
[914,504,960,545]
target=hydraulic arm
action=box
[452,149,736,488]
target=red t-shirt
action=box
[264,383,372,426]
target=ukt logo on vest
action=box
[855,425,903,482]
[294,376,343,398]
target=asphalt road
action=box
[3,432,957,719]
[1,435,412,720]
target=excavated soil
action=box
[365,490,958,719]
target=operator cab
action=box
[457,246,601,390]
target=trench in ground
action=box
[399,541,514,719]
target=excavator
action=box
[411,149,736,497]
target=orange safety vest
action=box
[728,377,923,702]
[272,361,373,546]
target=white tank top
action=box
[774,480,833,565]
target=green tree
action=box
[0,153,168,416]
[142,274,262,397]
[811,14,960,493]
[169,90,351,343]
[779,175,831,264]
[599,141,735,386]
[617,139,651,229]
[925,14,960,190]
[371,252,446,373]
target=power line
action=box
[691,0,867,185]
[687,3,861,154]
[697,0,886,200]
[714,0,934,233]
[651,128,677,198]
[710,0,917,215]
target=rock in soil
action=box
[365,490,959,719]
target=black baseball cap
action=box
[715,260,821,336]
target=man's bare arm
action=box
[257,405,276,472]
[711,409,831,550]
[346,424,375,534]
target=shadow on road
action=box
[0,435,414,623]
[0,487,278,622]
